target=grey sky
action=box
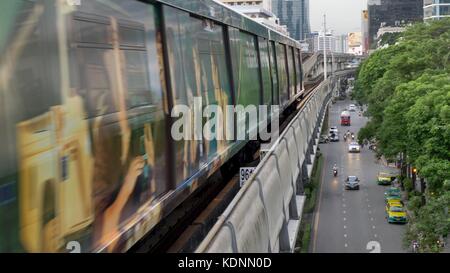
[310,0,368,35]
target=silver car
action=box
[345,176,360,190]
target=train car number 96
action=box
[239,167,256,187]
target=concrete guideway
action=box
[303,52,362,83]
[312,99,406,253]
[196,77,338,253]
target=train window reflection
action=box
[73,17,111,45]
[119,25,146,47]
[122,50,152,109]
[76,47,117,117]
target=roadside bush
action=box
[403,177,413,192]
[304,188,311,198]
[300,223,312,253]
[407,190,420,199]
[408,195,422,216]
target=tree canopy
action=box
[353,18,450,252]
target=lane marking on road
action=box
[345,243,348,248]
[344,234,348,238]
[343,210,346,214]
[374,234,378,238]
[344,225,347,229]
[369,211,372,214]
[343,217,347,221]
[343,204,346,208]
[372,226,376,229]
[366,199,370,202]
[368,204,371,208]
[371,217,374,221]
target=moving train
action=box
[0,0,304,252]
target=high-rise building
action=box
[272,0,311,40]
[335,35,349,54]
[314,32,336,52]
[306,31,319,52]
[368,0,423,49]
[424,0,450,20]
[299,0,311,40]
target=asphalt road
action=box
[311,99,406,253]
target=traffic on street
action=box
[312,100,406,253]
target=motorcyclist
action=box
[333,164,338,176]
[412,240,419,253]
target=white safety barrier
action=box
[196,78,335,253]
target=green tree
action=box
[406,85,450,192]
[355,18,450,252]
[377,74,449,160]
[404,191,450,253]
[378,32,402,47]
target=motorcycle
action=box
[351,133,355,140]
[412,241,419,253]
[333,169,338,177]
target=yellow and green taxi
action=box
[377,172,396,185]
[384,187,402,202]
[385,200,407,224]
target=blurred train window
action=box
[164,6,234,183]
[73,16,111,45]
[235,31,261,107]
[268,41,279,105]
[72,14,117,117]
[2,1,61,121]
[122,51,151,108]
[288,46,296,98]
[295,48,302,91]
[72,13,155,115]
[276,43,288,106]
[118,21,152,109]
[74,46,117,117]
[258,37,272,106]
[119,24,146,47]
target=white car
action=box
[330,126,339,134]
[329,127,339,142]
[348,142,360,153]
[348,104,357,112]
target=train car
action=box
[0,0,304,253]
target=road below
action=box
[311,99,406,253]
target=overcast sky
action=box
[310,0,368,35]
